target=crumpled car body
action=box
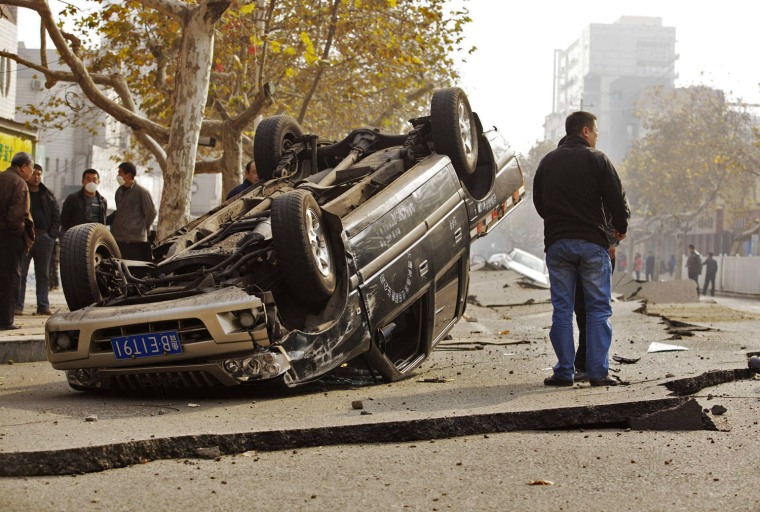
[45,88,526,391]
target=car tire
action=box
[254,115,304,181]
[430,87,478,178]
[272,189,336,305]
[60,223,122,311]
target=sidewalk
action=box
[0,287,68,363]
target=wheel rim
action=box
[93,243,116,296]
[306,207,332,277]
[457,101,475,165]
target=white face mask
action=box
[84,182,98,193]
[116,175,125,186]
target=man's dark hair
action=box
[118,162,137,177]
[244,160,255,173]
[688,244,695,250]
[10,152,33,168]
[82,168,99,180]
[33,163,43,172]
[565,111,597,136]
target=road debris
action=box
[710,405,727,416]
[612,354,640,364]
[85,415,98,422]
[417,376,453,383]
[351,400,364,410]
[196,446,221,459]
[527,480,554,486]
[648,342,689,353]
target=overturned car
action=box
[46,88,525,391]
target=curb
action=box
[0,337,46,363]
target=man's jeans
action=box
[546,239,612,380]
[17,233,55,312]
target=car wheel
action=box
[60,223,122,311]
[430,87,479,178]
[272,189,336,306]
[254,115,304,181]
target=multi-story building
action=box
[0,7,37,170]
[544,16,676,164]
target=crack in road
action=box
[0,397,717,477]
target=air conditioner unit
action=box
[31,79,43,90]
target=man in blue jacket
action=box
[533,111,630,387]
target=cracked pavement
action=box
[1,270,758,480]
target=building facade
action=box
[1,7,37,170]
[544,16,676,164]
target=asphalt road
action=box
[1,269,759,511]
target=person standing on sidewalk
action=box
[533,111,630,387]
[0,152,36,330]
[109,162,156,261]
[685,244,702,295]
[60,169,108,230]
[16,164,60,316]
[702,252,718,297]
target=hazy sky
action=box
[17,1,760,155]
[459,0,760,154]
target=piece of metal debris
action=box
[85,415,97,422]
[187,403,201,408]
[648,342,689,353]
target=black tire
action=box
[430,87,478,177]
[60,223,122,311]
[254,115,304,181]
[272,190,336,306]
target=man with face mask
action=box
[61,169,108,231]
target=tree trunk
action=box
[221,124,243,200]
[157,1,229,238]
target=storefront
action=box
[0,117,37,170]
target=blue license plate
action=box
[111,331,182,360]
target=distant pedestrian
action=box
[533,111,630,387]
[0,152,36,330]
[668,254,676,276]
[60,169,107,231]
[645,251,655,281]
[17,164,60,316]
[617,252,627,273]
[685,244,702,295]
[702,252,718,297]
[109,162,157,261]
[225,160,259,200]
[633,253,643,280]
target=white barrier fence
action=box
[717,255,760,295]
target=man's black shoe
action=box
[590,375,620,387]
[0,324,21,331]
[544,376,573,387]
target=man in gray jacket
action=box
[110,162,157,261]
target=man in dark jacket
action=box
[685,244,702,295]
[702,251,718,296]
[17,164,60,316]
[225,160,259,200]
[0,152,35,329]
[60,169,107,231]
[533,111,630,387]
